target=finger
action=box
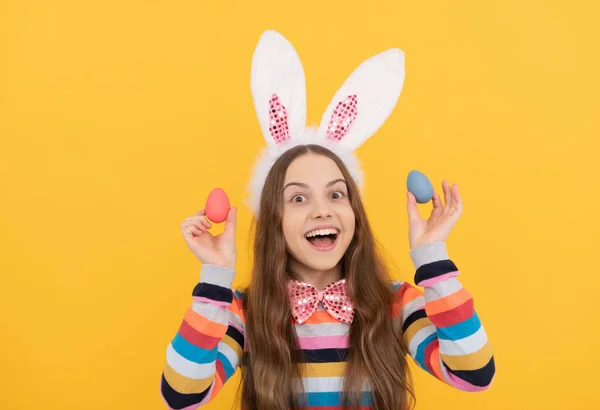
[442,180,453,214]
[183,225,204,238]
[448,183,458,212]
[185,215,212,230]
[224,207,237,236]
[429,191,444,221]
[181,221,207,232]
[193,222,208,232]
[190,226,204,237]
[195,209,206,216]
[452,184,463,214]
[185,215,206,222]
[406,192,420,222]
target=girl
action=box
[161,31,495,410]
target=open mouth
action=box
[305,228,339,250]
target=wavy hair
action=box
[239,144,414,410]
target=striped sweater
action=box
[160,242,495,409]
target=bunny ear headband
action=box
[247,30,406,216]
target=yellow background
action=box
[1,1,599,409]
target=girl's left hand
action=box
[406,180,463,250]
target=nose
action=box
[310,197,332,219]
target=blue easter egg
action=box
[407,170,434,204]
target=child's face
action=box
[282,153,356,274]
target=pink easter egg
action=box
[205,188,230,223]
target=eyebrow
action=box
[283,178,347,190]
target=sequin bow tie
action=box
[288,279,354,325]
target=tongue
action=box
[308,236,334,247]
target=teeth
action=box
[305,228,338,238]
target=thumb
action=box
[406,192,420,223]
[224,207,237,237]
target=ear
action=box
[250,30,307,146]
[316,48,405,151]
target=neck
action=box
[287,259,342,291]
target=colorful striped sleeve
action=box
[392,241,495,392]
[160,264,245,409]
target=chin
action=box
[304,257,342,272]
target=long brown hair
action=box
[239,144,414,410]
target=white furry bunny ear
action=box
[316,48,405,152]
[250,30,307,146]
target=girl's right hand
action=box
[180,207,237,270]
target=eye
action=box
[331,191,346,200]
[291,194,307,203]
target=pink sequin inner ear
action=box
[326,95,358,142]
[268,94,290,144]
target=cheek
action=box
[282,209,303,241]
[340,206,356,233]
